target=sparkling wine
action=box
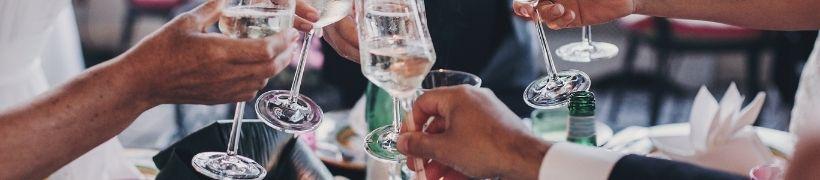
[218,6,293,39]
[362,38,433,98]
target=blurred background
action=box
[68,0,815,172]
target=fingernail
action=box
[518,6,530,17]
[551,4,564,16]
[307,12,319,22]
[300,23,313,30]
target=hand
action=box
[396,86,551,179]
[512,0,636,29]
[119,0,299,105]
[294,0,320,32]
[293,0,359,61]
[321,14,359,62]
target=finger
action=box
[208,29,299,64]
[545,6,576,29]
[322,22,360,62]
[412,90,453,130]
[397,132,445,160]
[423,117,447,133]
[186,0,226,30]
[512,2,533,19]
[539,4,564,22]
[424,161,449,180]
[294,16,316,32]
[295,0,320,22]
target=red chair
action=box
[120,0,188,50]
[599,15,770,125]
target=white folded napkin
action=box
[654,83,774,174]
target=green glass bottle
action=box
[365,82,394,132]
[567,91,597,146]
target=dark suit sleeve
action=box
[608,155,748,180]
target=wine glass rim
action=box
[422,69,483,90]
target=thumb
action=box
[397,132,445,160]
[186,0,226,30]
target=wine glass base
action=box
[191,152,266,180]
[523,69,591,109]
[365,125,403,162]
[255,90,323,134]
[555,42,619,62]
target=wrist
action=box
[105,54,161,110]
[501,133,551,179]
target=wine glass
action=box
[255,0,352,134]
[555,26,619,62]
[191,0,295,179]
[516,0,591,109]
[357,0,435,163]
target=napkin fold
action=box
[654,83,774,174]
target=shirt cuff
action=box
[538,142,626,180]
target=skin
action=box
[397,86,550,180]
[293,0,359,61]
[0,0,299,178]
[512,0,820,30]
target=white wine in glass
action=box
[191,0,295,179]
[359,0,435,162]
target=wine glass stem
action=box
[391,97,402,134]
[226,102,246,156]
[582,26,592,46]
[288,29,317,104]
[532,9,559,80]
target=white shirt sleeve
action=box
[538,142,626,180]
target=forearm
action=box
[635,0,820,30]
[0,56,154,179]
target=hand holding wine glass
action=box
[192,0,299,179]
[125,0,298,105]
[512,0,636,29]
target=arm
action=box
[514,0,820,30]
[0,0,298,178]
[634,0,820,30]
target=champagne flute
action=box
[191,0,295,179]
[255,0,352,134]
[356,0,435,179]
[517,0,591,109]
[555,26,619,62]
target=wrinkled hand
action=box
[121,0,299,105]
[397,86,550,179]
[512,0,636,29]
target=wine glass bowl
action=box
[421,69,483,89]
[523,69,591,109]
[255,90,323,133]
